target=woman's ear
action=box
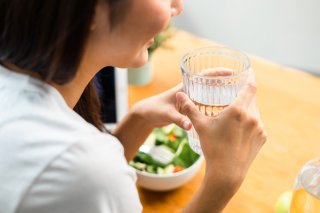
[90,21,96,31]
[90,8,97,31]
[90,1,103,31]
[90,1,110,31]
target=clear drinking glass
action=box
[290,158,320,212]
[180,46,251,154]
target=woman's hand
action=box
[113,84,192,160]
[131,84,192,130]
[177,72,267,213]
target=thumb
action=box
[176,92,203,128]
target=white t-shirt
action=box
[0,65,142,213]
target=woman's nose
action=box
[171,0,183,17]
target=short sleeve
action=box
[16,134,142,213]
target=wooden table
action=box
[128,30,320,212]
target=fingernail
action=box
[182,120,191,130]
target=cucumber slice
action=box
[157,167,165,174]
[164,164,175,174]
[131,162,146,171]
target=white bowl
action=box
[135,156,204,191]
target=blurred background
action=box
[172,0,320,75]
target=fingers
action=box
[232,70,257,109]
[170,115,192,131]
[246,95,258,117]
[175,92,203,128]
[250,100,267,145]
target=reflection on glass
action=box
[290,158,320,212]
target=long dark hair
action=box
[0,0,130,131]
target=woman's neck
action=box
[53,68,94,108]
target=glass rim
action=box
[180,46,251,79]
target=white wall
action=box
[172,0,320,74]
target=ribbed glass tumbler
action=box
[180,46,251,154]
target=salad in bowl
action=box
[130,124,203,191]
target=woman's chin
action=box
[129,55,149,68]
[115,50,149,68]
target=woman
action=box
[0,0,266,213]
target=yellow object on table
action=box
[128,30,320,212]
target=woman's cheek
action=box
[144,7,171,37]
